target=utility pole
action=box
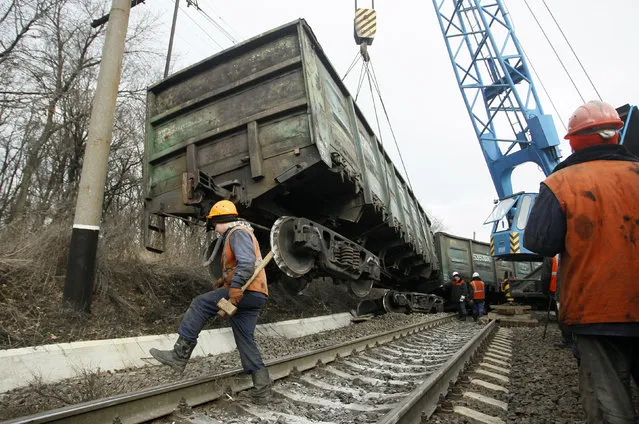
[63,0,131,313]
[164,0,179,77]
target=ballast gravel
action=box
[431,316,638,424]
[0,312,446,420]
[3,312,637,423]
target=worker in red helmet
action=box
[149,200,272,402]
[524,101,639,423]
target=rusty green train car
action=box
[434,232,545,303]
[144,19,441,300]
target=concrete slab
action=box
[463,391,508,410]
[484,352,508,362]
[470,378,509,393]
[454,405,505,424]
[480,362,511,374]
[475,369,510,383]
[490,343,511,352]
[487,348,512,357]
[0,313,352,393]
[483,356,509,368]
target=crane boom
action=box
[432,0,562,260]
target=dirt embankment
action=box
[0,221,369,350]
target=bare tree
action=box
[0,0,163,225]
[426,209,447,233]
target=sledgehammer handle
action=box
[240,250,274,293]
[217,251,273,318]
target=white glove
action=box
[460,295,465,302]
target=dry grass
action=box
[0,216,212,349]
[0,216,362,350]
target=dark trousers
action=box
[178,287,267,374]
[575,334,639,424]
[456,301,467,319]
[472,300,485,318]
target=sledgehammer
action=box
[216,251,274,318]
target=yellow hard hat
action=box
[206,200,238,222]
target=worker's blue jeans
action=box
[472,300,485,317]
[178,287,267,374]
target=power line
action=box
[200,2,243,41]
[541,0,602,101]
[522,0,585,103]
[178,4,224,50]
[185,0,238,44]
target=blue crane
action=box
[432,0,563,260]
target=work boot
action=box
[250,368,273,403]
[149,335,196,373]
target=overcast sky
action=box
[132,0,639,242]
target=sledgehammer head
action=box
[216,297,237,318]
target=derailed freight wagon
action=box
[434,232,544,305]
[143,19,442,312]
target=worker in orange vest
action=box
[149,200,272,402]
[524,101,639,423]
[469,272,485,321]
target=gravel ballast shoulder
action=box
[432,315,638,424]
[0,312,447,421]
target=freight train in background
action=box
[142,19,549,316]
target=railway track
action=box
[6,315,496,424]
[431,328,513,424]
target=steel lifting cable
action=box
[364,61,395,209]
[522,0,585,103]
[355,61,368,101]
[541,0,602,102]
[368,59,415,192]
[503,1,567,131]
[342,51,363,81]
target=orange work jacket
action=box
[470,279,485,300]
[221,226,268,296]
[544,160,639,326]
[549,256,558,293]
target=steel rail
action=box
[5,315,457,424]
[377,319,497,423]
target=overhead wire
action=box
[522,0,585,103]
[178,3,224,50]
[541,0,602,101]
[185,0,238,44]
[200,2,244,41]
[503,2,567,130]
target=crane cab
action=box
[484,192,540,261]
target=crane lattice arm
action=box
[432,0,564,260]
[433,0,561,199]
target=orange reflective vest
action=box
[221,226,268,296]
[544,160,639,326]
[470,279,485,300]
[549,255,558,293]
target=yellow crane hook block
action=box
[354,7,376,46]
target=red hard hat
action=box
[564,100,623,139]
